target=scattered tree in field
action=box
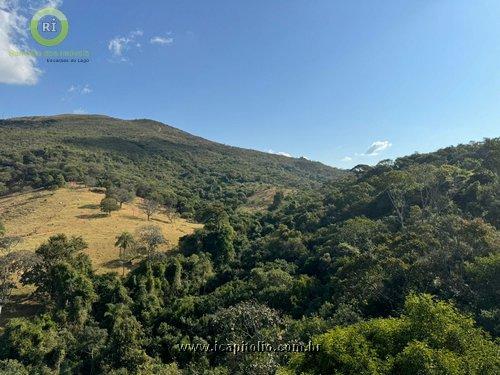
[100,197,120,216]
[107,187,135,208]
[0,221,4,237]
[135,225,167,261]
[164,196,178,223]
[84,176,97,187]
[115,232,136,276]
[140,199,160,221]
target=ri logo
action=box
[30,7,69,47]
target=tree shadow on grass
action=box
[151,217,173,225]
[78,204,100,209]
[76,213,108,219]
[102,259,123,269]
[102,259,134,273]
[0,295,42,327]
[121,214,143,221]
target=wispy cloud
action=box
[62,83,92,103]
[108,29,143,61]
[72,108,87,114]
[68,84,92,94]
[44,0,63,7]
[26,1,63,11]
[150,35,174,45]
[82,85,92,94]
[268,149,292,158]
[340,140,392,165]
[365,140,392,156]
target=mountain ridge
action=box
[0,115,345,216]
[0,114,335,166]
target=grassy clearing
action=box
[239,186,293,213]
[0,186,202,274]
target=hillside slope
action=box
[0,115,344,215]
[0,187,201,273]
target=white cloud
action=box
[0,0,67,85]
[130,30,143,37]
[81,84,92,94]
[108,29,143,60]
[0,0,42,85]
[67,83,92,94]
[44,0,63,7]
[108,37,127,56]
[26,0,63,11]
[365,140,392,156]
[339,140,391,163]
[268,149,292,158]
[72,108,87,114]
[150,35,173,45]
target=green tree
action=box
[103,303,150,372]
[0,360,29,375]
[0,315,66,372]
[108,187,135,208]
[140,198,160,221]
[285,294,500,375]
[74,322,108,374]
[92,273,132,322]
[136,225,167,261]
[20,235,94,320]
[204,219,236,267]
[211,301,284,374]
[115,232,136,276]
[269,191,284,210]
[100,197,120,216]
[55,174,66,188]
[45,262,97,324]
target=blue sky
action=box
[0,0,499,168]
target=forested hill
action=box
[0,115,343,214]
[0,127,498,372]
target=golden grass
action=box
[0,187,202,274]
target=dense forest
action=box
[0,117,499,374]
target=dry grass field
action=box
[0,186,202,274]
[239,186,293,213]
